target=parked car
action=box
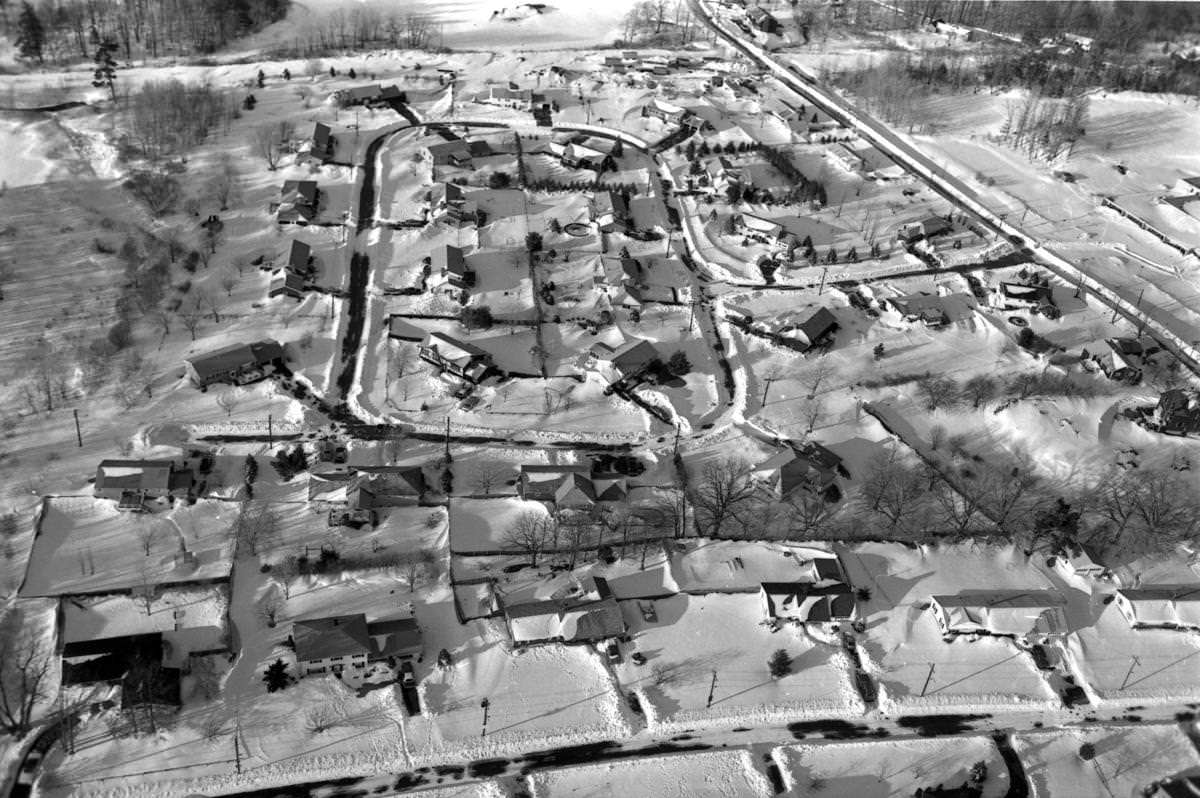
[400,661,415,688]
[1030,644,1054,671]
[638,601,657,623]
[605,641,622,664]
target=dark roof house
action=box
[184,340,285,387]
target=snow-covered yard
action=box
[774,735,1008,797]
[527,749,774,797]
[1014,724,1200,798]
[616,593,862,731]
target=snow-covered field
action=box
[527,748,774,798]
[617,593,863,731]
[1014,724,1200,798]
[774,735,1008,797]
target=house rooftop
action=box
[185,340,284,382]
[292,614,372,662]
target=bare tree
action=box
[258,587,284,628]
[691,459,760,537]
[0,628,53,738]
[252,123,283,170]
[399,549,437,591]
[233,501,280,557]
[502,510,554,566]
[917,375,960,411]
[208,153,239,210]
[800,397,824,435]
[471,462,508,495]
[786,491,838,538]
[963,374,998,408]
[1087,468,1200,558]
[220,270,237,297]
[856,447,929,533]
[135,516,165,556]
[179,298,204,341]
[216,388,242,417]
[802,358,835,399]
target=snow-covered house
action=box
[734,212,784,241]
[827,143,865,173]
[428,182,481,227]
[755,440,844,500]
[273,180,320,225]
[519,465,627,508]
[1114,586,1200,630]
[501,576,626,647]
[432,244,475,291]
[704,156,741,192]
[292,613,421,677]
[184,339,285,388]
[761,582,856,624]
[480,83,541,111]
[590,338,660,379]
[776,306,840,353]
[268,270,306,301]
[590,190,633,232]
[897,215,950,244]
[307,122,335,163]
[60,632,182,708]
[1081,337,1150,383]
[883,294,951,327]
[337,84,403,108]
[929,591,1069,639]
[1054,548,1109,580]
[1149,388,1200,436]
[746,6,780,34]
[418,332,493,383]
[644,98,689,124]
[425,139,474,168]
[94,459,195,506]
[993,279,1055,311]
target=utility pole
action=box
[1119,655,1141,691]
[267,414,273,448]
[73,408,83,447]
[920,663,936,697]
[817,265,828,295]
[706,670,718,708]
[673,424,681,455]
[444,416,451,459]
[480,697,490,737]
[761,374,777,406]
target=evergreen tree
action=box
[256,69,265,88]
[348,67,357,79]
[282,68,291,80]
[92,40,119,102]
[263,659,292,692]
[15,2,45,64]
[768,648,792,678]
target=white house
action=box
[929,591,1069,639]
[1114,586,1200,630]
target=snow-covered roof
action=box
[1117,585,1200,628]
[931,591,1068,637]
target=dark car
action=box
[1061,684,1089,707]
[605,641,622,664]
[400,660,415,688]
[1030,644,1054,671]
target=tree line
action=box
[11,0,288,63]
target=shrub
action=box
[768,648,792,678]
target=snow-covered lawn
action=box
[842,542,1069,712]
[21,497,236,597]
[527,749,774,798]
[1066,602,1200,706]
[616,593,862,731]
[774,736,1008,798]
[1014,724,1200,798]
